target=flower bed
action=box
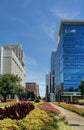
[39,102,60,114]
[0,102,73,130]
[0,101,34,119]
[0,101,17,107]
[53,102,84,116]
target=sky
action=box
[0,0,84,97]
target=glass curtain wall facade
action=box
[45,72,51,101]
[55,35,63,101]
[51,50,56,93]
[56,21,84,101]
[63,23,84,92]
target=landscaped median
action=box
[53,102,84,116]
[0,100,17,108]
[0,101,73,130]
[39,102,60,113]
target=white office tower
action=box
[4,44,25,68]
[0,44,26,88]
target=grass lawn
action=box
[0,101,73,130]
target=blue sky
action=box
[0,0,84,97]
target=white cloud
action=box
[50,8,80,19]
[41,23,56,41]
[26,57,38,66]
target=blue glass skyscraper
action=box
[55,20,84,101]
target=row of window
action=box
[64,56,84,59]
[65,43,84,47]
[63,37,84,43]
[64,52,84,54]
[64,75,84,80]
[64,69,84,73]
[64,65,84,67]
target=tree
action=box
[68,87,75,92]
[17,91,36,101]
[0,73,24,102]
[27,91,36,100]
[37,96,41,100]
[79,80,84,98]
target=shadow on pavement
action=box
[70,124,84,126]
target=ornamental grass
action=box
[0,101,17,108]
[53,102,84,116]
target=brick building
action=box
[25,82,39,97]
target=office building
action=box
[0,44,26,87]
[45,72,51,101]
[45,72,55,101]
[25,82,39,97]
[4,44,25,68]
[54,20,84,102]
[51,50,56,93]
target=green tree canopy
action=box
[27,91,36,100]
[79,80,84,96]
[68,87,75,92]
[19,91,36,101]
[0,73,24,101]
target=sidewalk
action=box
[50,103,84,130]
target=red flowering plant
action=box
[39,102,60,114]
[0,102,34,120]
